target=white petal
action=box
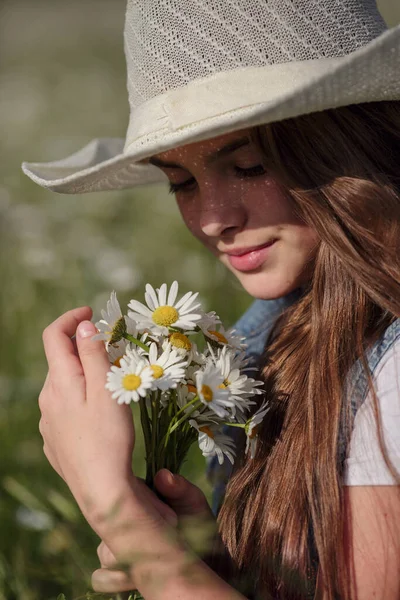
[127,313,151,323]
[145,284,159,309]
[179,297,201,314]
[128,300,153,318]
[167,281,179,306]
[148,342,157,364]
[144,291,156,311]
[158,283,167,306]
[175,291,198,310]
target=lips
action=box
[225,240,277,272]
[225,240,276,257]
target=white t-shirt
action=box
[344,338,400,486]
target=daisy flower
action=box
[128,281,202,336]
[212,346,264,410]
[177,382,197,407]
[245,401,270,458]
[189,420,236,465]
[195,363,236,419]
[204,325,246,351]
[107,339,129,367]
[177,384,221,423]
[106,354,154,404]
[162,332,197,362]
[93,291,137,349]
[145,342,187,391]
[197,310,221,334]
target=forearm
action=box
[88,480,246,600]
[133,553,246,600]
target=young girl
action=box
[23,1,400,598]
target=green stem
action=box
[168,403,201,435]
[138,398,152,486]
[172,392,178,472]
[151,391,159,482]
[223,422,246,429]
[172,395,200,422]
[158,400,201,468]
[124,333,150,353]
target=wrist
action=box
[133,551,246,600]
[80,475,143,536]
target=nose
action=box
[199,186,247,238]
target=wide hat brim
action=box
[22,26,400,195]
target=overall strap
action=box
[338,317,400,468]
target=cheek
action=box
[177,201,215,249]
[244,180,302,226]
[178,204,200,237]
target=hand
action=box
[92,469,216,593]
[39,307,137,524]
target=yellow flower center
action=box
[199,425,215,439]
[218,379,230,389]
[152,306,179,327]
[169,332,192,351]
[150,365,164,379]
[208,330,228,344]
[187,384,197,394]
[122,374,142,391]
[201,384,213,402]
[113,357,122,368]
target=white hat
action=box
[22,0,400,195]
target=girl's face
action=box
[150,129,319,299]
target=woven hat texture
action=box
[126,0,387,106]
[22,0,400,194]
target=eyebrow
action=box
[148,136,250,170]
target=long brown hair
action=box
[217,101,400,599]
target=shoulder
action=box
[344,330,400,486]
[233,289,302,367]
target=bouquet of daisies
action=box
[94,281,269,489]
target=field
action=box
[0,1,399,598]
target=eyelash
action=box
[168,165,266,195]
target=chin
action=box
[237,270,305,300]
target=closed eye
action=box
[234,165,266,178]
[168,178,196,195]
[168,164,266,195]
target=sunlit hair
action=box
[217,101,400,599]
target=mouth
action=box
[224,240,277,257]
[224,240,278,272]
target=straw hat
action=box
[22,0,400,194]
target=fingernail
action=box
[162,469,179,486]
[77,320,96,339]
[164,470,175,485]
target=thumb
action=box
[154,469,213,518]
[76,320,111,392]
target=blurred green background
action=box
[0,1,399,598]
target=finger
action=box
[42,442,64,480]
[92,567,135,593]
[132,478,178,527]
[76,320,111,395]
[71,334,78,355]
[43,307,92,376]
[154,469,212,517]
[97,541,118,568]
[38,372,51,413]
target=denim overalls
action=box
[207,291,400,593]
